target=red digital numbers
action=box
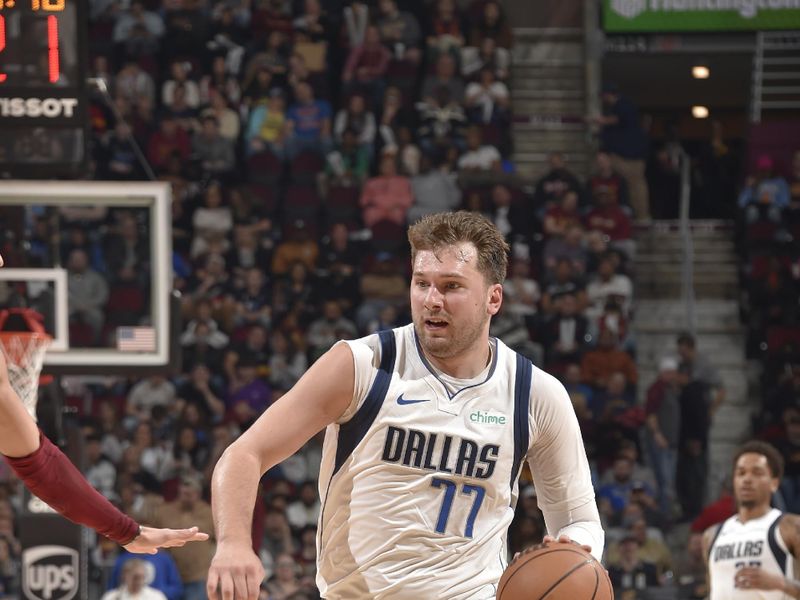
[47,14,58,82]
[0,16,6,83]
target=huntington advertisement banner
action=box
[604,0,800,31]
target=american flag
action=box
[117,327,156,352]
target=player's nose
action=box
[424,286,444,308]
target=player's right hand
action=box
[207,541,265,600]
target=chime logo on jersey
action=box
[381,426,499,479]
[713,540,764,562]
[22,545,79,600]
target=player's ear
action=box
[487,283,502,316]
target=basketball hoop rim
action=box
[0,331,54,386]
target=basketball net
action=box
[0,309,52,420]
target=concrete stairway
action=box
[510,28,592,180]
[633,221,753,503]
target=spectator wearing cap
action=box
[284,82,333,158]
[102,559,169,600]
[151,473,215,600]
[589,84,650,220]
[107,548,183,600]
[359,153,414,228]
[645,356,682,515]
[737,154,790,223]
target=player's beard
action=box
[414,308,490,361]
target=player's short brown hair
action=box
[407,211,510,285]
[733,440,784,480]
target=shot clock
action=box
[0,0,89,178]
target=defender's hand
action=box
[736,566,785,591]
[207,541,264,600]
[543,533,593,555]
[123,526,209,555]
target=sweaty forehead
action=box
[737,453,770,471]
[413,243,479,274]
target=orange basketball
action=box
[497,542,613,600]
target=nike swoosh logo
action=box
[397,394,430,405]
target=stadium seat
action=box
[289,151,324,183]
[247,150,284,187]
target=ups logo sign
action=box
[22,545,79,600]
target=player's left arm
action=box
[525,369,604,561]
[736,514,800,597]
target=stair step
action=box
[512,99,586,114]
[512,89,585,100]
[635,253,738,264]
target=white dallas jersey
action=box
[709,508,794,599]
[316,324,596,599]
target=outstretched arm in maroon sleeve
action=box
[0,323,208,553]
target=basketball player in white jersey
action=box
[0,252,208,553]
[704,440,800,598]
[208,212,603,599]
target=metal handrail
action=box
[679,150,696,335]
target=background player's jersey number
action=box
[431,478,486,537]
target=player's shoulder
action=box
[501,344,570,409]
[341,325,409,361]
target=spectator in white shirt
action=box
[126,376,176,420]
[286,481,321,531]
[503,259,541,319]
[162,60,200,109]
[457,125,501,172]
[102,559,167,600]
[586,252,633,322]
[464,66,509,124]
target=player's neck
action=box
[738,503,773,523]
[425,340,492,379]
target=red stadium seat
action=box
[247,150,284,186]
[289,151,324,182]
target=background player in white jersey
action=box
[207,211,604,599]
[0,253,209,554]
[704,440,800,598]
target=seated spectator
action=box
[104,212,150,287]
[306,300,357,360]
[416,85,467,156]
[488,183,530,242]
[581,329,638,389]
[457,125,501,173]
[226,356,272,426]
[324,128,370,190]
[502,258,540,321]
[539,256,588,316]
[181,321,228,376]
[606,535,660,596]
[285,82,333,158]
[776,406,800,513]
[102,559,168,600]
[127,376,176,421]
[533,152,584,212]
[542,223,588,277]
[67,248,109,343]
[584,185,634,259]
[286,481,321,531]
[376,0,422,64]
[356,254,407,331]
[422,53,465,105]
[587,151,630,210]
[271,221,319,276]
[259,511,296,578]
[266,553,303,599]
[192,115,236,178]
[114,2,164,59]
[230,267,272,330]
[490,305,543,365]
[315,223,363,311]
[225,227,272,278]
[541,291,589,370]
[191,182,233,258]
[199,55,241,106]
[598,456,654,525]
[244,30,290,85]
[607,518,672,578]
[469,1,513,48]
[176,364,226,424]
[738,154,791,222]
[162,83,200,133]
[115,60,156,109]
[376,85,417,157]
[464,67,509,125]
[425,0,466,62]
[596,371,642,452]
[147,115,191,173]
[84,433,118,501]
[103,122,144,180]
[162,60,200,109]
[246,89,287,157]
[342,26,392,102]
[542,189,582,239]
[271,262,316,323]
[563,363,596,441]
[585,252,633,322]
[242,67,278,110]
[333,93,376,154]
[287,51,330,101]
[359,153,414,228]
[461,37,510,81]
[201,88,240,141]
[672,532,708,600]
[409,154,461,223]
[268,329,308,391]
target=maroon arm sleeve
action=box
[3,432,139,545]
